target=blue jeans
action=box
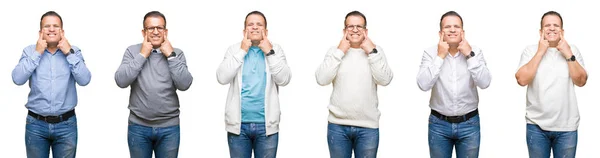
[327,123,379,158]
[526,124,577,158]
[227,123,278,158]
[428,114,480,158]
[25,115,78,158]
[128,122,180,158]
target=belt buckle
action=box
[45,116,61,124]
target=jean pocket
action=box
[26,116,34,125]
[466,115,480,126]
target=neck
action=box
[350,43,361,49]
[449,46,459,56]
[251,41,260,46]
[549,41,559,47]
[47,45,58,54]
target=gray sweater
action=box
[115,43,193,127]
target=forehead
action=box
[144,16,165,26]
[345,15,365,25]
[41,16,61,26]
[441,15,462,26]
[245,14,265,24]
[542,15,561,25]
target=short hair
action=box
[439,11,463,30]
[244,11,267,29]
[40,11,63,29]
[143,11,167,28]
[344,11,367,28]
[540,11,563,28]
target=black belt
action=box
[28,109,75,124]
[431,109,478,123]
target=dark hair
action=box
[541,11,563,28]
[143,11,166,28]
[244,11,267,29]
[40,11,63,29]
[439,11,463,30]
[344,11,367,28]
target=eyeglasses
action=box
[345,25,365,30]
[145,26,166,32]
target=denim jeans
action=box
[327,123,379,158]
[228,123,278,158]
[526,124,577,158]
[128,122,180,158]
[25,115,78,158]
[428,114,480,158]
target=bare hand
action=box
[438,32,450,59]
[537,30,549,56]
[458,31,472,57]
[556,32,573,59]
[160,32,174,57]
[140,33,152,58]
[57,30,71,56]
[241,30,252,52]
[36,32,47,55]
[360,30,375,54]
[258,30,272,54]
[337,31,350,53]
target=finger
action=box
[541,30,545,40]
[343,31,348,41]
[261,29,267,40]
[244,30,249,40]
[163,31,168,42]
[461,31,466,41]
[362,29,368,39]
[144,33,149,43]
[560,31,564,41]
[60,29,65,39]
[38,31,43,41]
[440,31,446,43]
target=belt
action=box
[431,109,478,123]
[28,109,75,124]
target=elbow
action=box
[515,74,529,87]
[216,73,230,85]
[77,79,90,86]
[12,77,26,86]
[116,81,129,88]
[416,81,431,91]
[575,75,587,87]
[177,78,193,91]
[315,76,331,86]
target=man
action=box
[316,11,393,158]
[12,11,91,158]
[515,11,587,158]
[416,11,491,158]
[216,10,291,158]
[115,11,193,158]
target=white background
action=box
[1,0,597,157]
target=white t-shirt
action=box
[518,44,586,131]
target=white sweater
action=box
[316,46,393,128]
[217,42,291,136]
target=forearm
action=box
[266,51,291,86]
[66,52,91,86]
[516,53,543,86]
[216,48,245,85]
[368,52,393,86]
[115,53,146,88]
[568,61,587,87]
[315,48,344,86]
[168,54,193,91]
[12,50,41,85]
